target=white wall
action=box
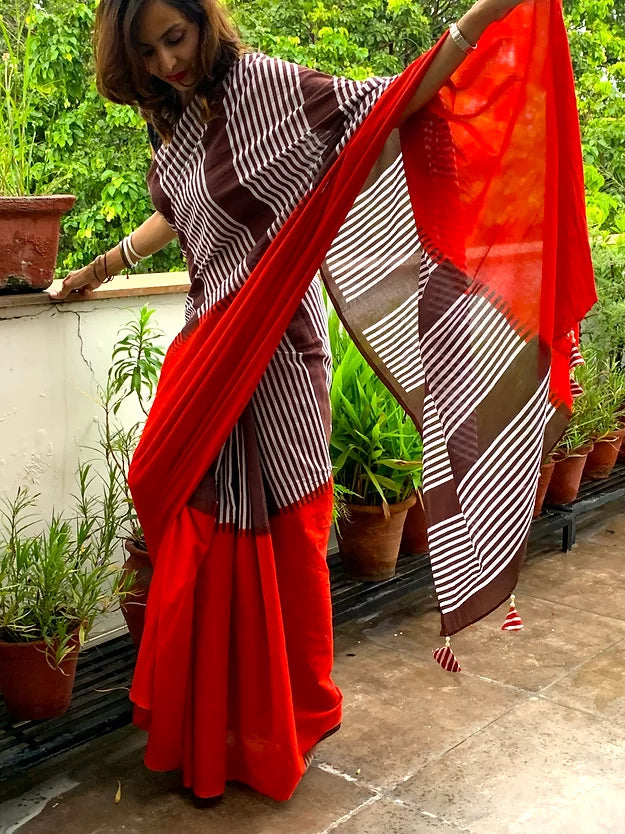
[0,281,189,642]
[0,287,186,521]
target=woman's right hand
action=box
[49,262,101,301]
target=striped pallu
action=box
[128,0,595,799]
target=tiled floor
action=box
[1,508,624,833]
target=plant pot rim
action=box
[0,194,76,213]
[343,493,417,516]
[593,428,625,443]
[0,627,80,649]
[554,442,594,460]
[125,536,149,555]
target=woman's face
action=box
[137,0,201,96]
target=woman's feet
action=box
[303,744,318,771]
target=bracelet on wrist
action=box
[127,233,144,262]
[449,21,477,54]
[93,253,115,284]
[118,241,132,270]
[120,234,146,270]
[92,256,105,284]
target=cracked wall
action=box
[0,294,185,528]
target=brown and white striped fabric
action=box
[148,51,559,634]
[148,53,394,529]
[320,123,563,635]
[320,124,563,633]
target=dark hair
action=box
[94,0,246,142]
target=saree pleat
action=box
[133,485,339,801]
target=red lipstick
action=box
[166,71,187,83]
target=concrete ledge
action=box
[0,271,190,311]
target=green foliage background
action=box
[2,0,624,292]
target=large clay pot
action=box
[0,632,80,721]
[120,538,153,650]
[546,444,593,505]
[337,494,416,582]
[0,195,76,293]
[400,492,428,554]
[583,430,625,480]
[533,460,555,518]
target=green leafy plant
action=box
[554,347,625,457]
[329,309,422,512]
[0,466,133,667]
[96,306,165,545]
[582,239,625,363]
[0,0,42,195]
[1,0,619,270]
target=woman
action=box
[51,0,594,802]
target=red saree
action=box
[128,0,595,801]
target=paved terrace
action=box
[1,507,624,834]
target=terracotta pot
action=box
[121,538,153,650]
[533,460,555,518]
[0,632,80,721]
[0,195,76,293]
[400,492,428,554]
[337,494,416,582]
[546,444,593,506]
[584,430,625,480]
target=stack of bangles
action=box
[92,234,146,284]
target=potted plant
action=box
[393,427,426,555]
[400,484,429,554]
[0,1,75,293]
[0,467,132,721]
[329,313,421,581]
[532,453,556,518]
[581,351,625,479]
[95,307,165,649]
[546,362,599,505]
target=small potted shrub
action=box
[546,363,598,505]
[95,307,164,649]
[532,453,556,518]
[329,313,421,581]
[0,1,75,292]
[581,242,625,463]
[0,468,132,721]
[400,484,429,554]
[581,352,625,479]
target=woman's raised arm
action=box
[401,0,527,122]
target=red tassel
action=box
[433,637,461,673]
[501,594,524,631]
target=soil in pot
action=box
[533,460,555,518]
[121,538,153,650]
[400,492,428,554]
[546,444,593,505]
[337,494,416,582]
[0,632,80,721]
[583,431,625,480]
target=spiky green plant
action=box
[95,306,165,544]
[329,309,422,512]
[0,468,134,667]
[555,347,625,456]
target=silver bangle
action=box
[449,22,477,54]
[121,235,143,268]
[126,233,144,262]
